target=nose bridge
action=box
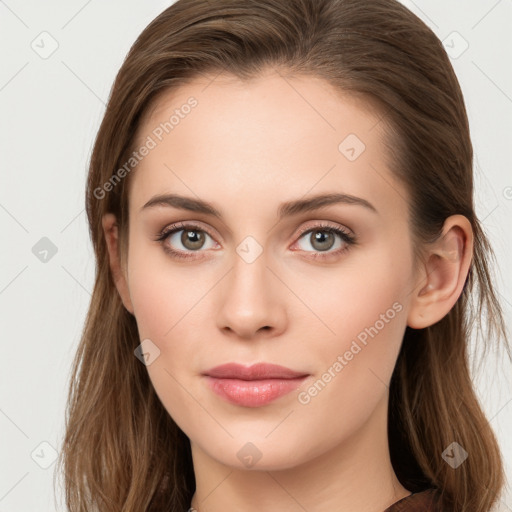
[216,236,285,337]
[229,241,273,309]
[229,226,273,295]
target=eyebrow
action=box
[140,192,378,219]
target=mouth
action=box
[202,363,310,408]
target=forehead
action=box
[129,72,407,222]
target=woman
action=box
[55,1,510,511]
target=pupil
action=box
[312,230,334,251]
[182,230,204,249]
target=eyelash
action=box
[155,221,357,261]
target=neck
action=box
[188,395,410,512]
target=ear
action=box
[102,213,134,315]
[407,214,473,329]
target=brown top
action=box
[384,489,442,512]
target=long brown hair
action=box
[54,0,511,510]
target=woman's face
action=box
[120,71,420,470]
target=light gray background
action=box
[1,1,511,510]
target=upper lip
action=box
[203,363,309,380]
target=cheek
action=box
[296,240,411,403]
[128,229,412,368]
[292,271,408,458]
[122,230,414,465]
[125,246,206,431]
[298,238,411,344]
[126,238,197,340]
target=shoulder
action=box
[384,488,444,512]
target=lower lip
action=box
[204,376,308,407]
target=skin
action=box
[102,69,473,512]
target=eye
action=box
[155,222,218,260]
[292,222,357,260]
[155,221,357,261]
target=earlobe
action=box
[101,213,135,315]
[407,215,473,329]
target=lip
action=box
[202,363,309,408]
[204,362,308,380]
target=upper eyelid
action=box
[295,220,353,237]
[157,222,356,262]
[159,220,353,244]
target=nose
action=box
[215,248,287,340]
